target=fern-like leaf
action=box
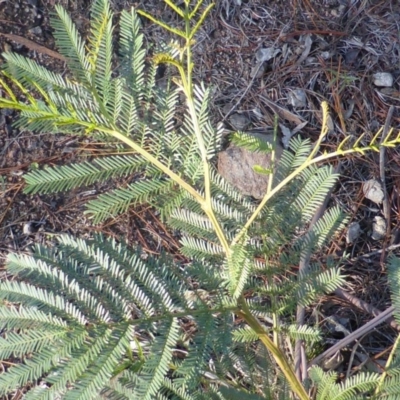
[85,179,175,223]
[230,131,274,154]
[133,318,180,399]
[23,155,146,194]
[51,5,91,85]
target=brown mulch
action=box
[1,0,400,391]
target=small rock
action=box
[229,113,250,131]
[23,220,45,235]
[217,133,283,199]
[379,87,397,97]
[222,103,233,115]
[305,57,317,65]
[250,62,266,78]
[363,179,384,204]
[288,89,306,108]
[345,49,360,65]
[346,221,361,244]
[23,222,34,235]
[1,109,13,116]
[29,7,37,17]
[321,351,344,371]
[325,315,350,334]
[373,72,394,87]
[29,26,42,36]
[252,107,263,121]
[255,47,280,63]
[371,216,386,240]
[320,51,331,60]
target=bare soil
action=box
[1,0,400,393]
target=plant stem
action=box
[177,10,309,397]
[101,127,202,199]
[272,312,279,347]
[231,102,389,247]
[374,332,400,397]
[178,5,230,254]
[178,8,306,396]
[109,115,231,254]
[238,296,310,400]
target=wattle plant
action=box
[1,0,400,398]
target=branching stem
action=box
[177,2,230,254]
[231,102,391,247]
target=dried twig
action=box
[350,242,400,260]
[334,288,400,331]
[260,95,305,125]
[309,306,395,368]
[0,32,66,61]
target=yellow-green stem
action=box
[231,129,386,246]
[266,114,279,197]
[306,102,329,162]
[107,124,231,254]
[175,10,307,397]
[177,15,230,254]
[238,296,309,400]
[272,312,279,347]
[374,333,400,397]
[103,128,202,200]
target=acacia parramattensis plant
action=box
[1,0,400,399]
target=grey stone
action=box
[217,133,283,199]
[228,113,250,131]
[29,26,42,36]
[288,89,307,108]
[250,62,266,78]
[23,222,33,235]
[255,47,280,63]
[1,109,13,116]
[363,179,384,204]
[371,216,386,240]
[346,221,361,244]
[373,72,393,87]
